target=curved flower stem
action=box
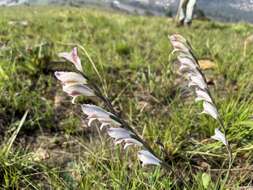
[77,45,103,85]
[189,48,233,183]
[55,41,102,81]
[55,41,106,93]
[217,118,232,164]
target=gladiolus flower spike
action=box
[169,34,232,162]
[55,47,165,168]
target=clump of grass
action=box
[0,111,76,189]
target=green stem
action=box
[189,48,233,186]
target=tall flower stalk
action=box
[169,34,232,170]
[55,47,174,171]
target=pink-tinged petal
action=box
[201,101,219,120]
[82,104,113,119]
[107,127,142,149]
[81,104,121,127]
[63,84,95,97]
[55,71,87,85]
[188,73,207,90]
[138,150,161,166]
[178,57,198,71]
[107,128,133,140]
[169,34,192,54]
[62,84,95,104]
[178,64,189,73]
[171,41,189,53]
[58,47,83,72]
[169,34,187,44]
[211,128,228,146]
[195,89,212,103]
[123,138,143,149]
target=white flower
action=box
[201,101,219,120]
[188,73,207,90]
[55,71,87,86]
[122,138,143,149]
[170,35,219,120]
[171,41,190,53]
[169,34,188,44]
[58,47,83,72]
[107,128,142,148]
[169,34,192,54]
[137,150,161,166]
[169,34,187,43]
[108,128,132,140]
[211,128,228,146]
[195,89,212,103]
[81,104,121,129]
[169,34,188,48]
[62,84,95,104]
[178,56,198,72]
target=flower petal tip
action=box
[211,128,228,146]
[138,150,161,167]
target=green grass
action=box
[1,6,253,189]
